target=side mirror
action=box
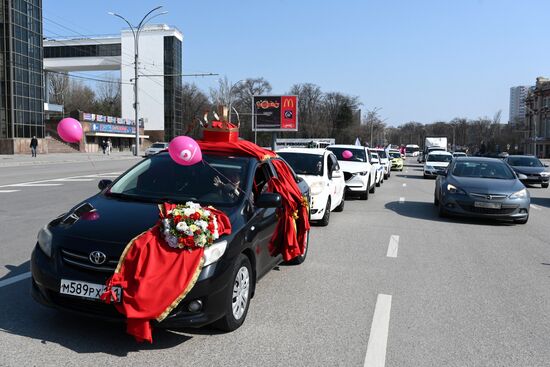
[256,193,282,208]
[98,179,112,191]
[517,173,528,180]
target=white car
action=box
[370,152,385,186]
[452,152,467,158]
[327,144,376,200]
[423,151,453,178]
[277,148,345,226]
[371,148,391,179]
[144,142,169,157]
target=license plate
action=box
[474,201,501,209]
[60,279,121,302]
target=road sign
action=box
[252,95,298,131]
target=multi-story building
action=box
[0,0,44,154]
[509,85,530,125]
[524,77,550,158]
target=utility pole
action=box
[109,6,167,156]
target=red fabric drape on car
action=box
[101,203,231,343]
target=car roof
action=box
[276,147,327,155]
[427,151,452,156]
[327,144,364,149]
[507,155,536,158]
[453,156,506,162]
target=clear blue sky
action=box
[43,0,550,126]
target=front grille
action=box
[49,291,123,319]
[61,248,119,273]
[469,193,508,200]
[343,172,355,181]
[457,202,518,215]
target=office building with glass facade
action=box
[0,0,43,153]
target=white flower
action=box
[184,229,193,236]
[197,234,207,247]
[176,222,188,232]
[195,220,208,231]
[162,219,170,228]
[203,210,211,217]
[183,208,195,217]
[186,201,200,209]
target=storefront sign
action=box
[91,123,136,134]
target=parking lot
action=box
[1,157,550,366]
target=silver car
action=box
[434,157,530,224]
[144,142,169,157]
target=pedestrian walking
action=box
[107,138,112,155]
[30,136,38,157]
[101,140,106,154]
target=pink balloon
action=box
[168,136,202,166]
[57,117,83,143]
[342,150,353,159]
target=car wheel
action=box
[215,254,253,332]
[334,196,344,212]
[370,179,376,193]
[434,192,439,206]
[423,174,428,179]
[360,181,369,200]
[542,183,549,188]
[318,198,331,226]
[514,216,529,224]
[286,230,309,265]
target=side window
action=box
[253,162,273,200]
[326,153,334,173]
[329,154,339,171]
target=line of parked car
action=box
[277,145,404,226]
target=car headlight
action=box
[509,188,528,199]
[37,226,53,257]
[203,240,228,267]
[540,171,550,177]
[309,181,324,195]
[446,184,466,195]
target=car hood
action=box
[450,176,524,194]
[298,174,324,188]
[51,194,241,245]
[511,166,546,174]
[338,161,369,174]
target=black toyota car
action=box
[31,151,309,331]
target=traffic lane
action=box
[0,158,137,186]
[0,196,392,366]
[385,168,550,366]
[0,177,116,279]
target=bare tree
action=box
[94,77,121,116]
[48,72,69,105]
[181,83,210,138]
[209,76,232,107]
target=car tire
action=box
[514,216,529,224]
[423,174,428,179]
[370,180,376,193]
[334,196,344,212]
[542,183,549,188]
[214,254,253,332]
[318,198,331,226]
[286,230,309,265]
[438,201,448,218]
[434,192,439,206]
[360,181,369,200]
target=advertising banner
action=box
[252,95,298,131]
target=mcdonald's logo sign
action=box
[252,95,298,131]
[283,98,294,108]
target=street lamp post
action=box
[108,6,167,156]
[228,79,247,125]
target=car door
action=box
[328,153,344,208]
[246,161,280,278]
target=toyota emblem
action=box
[89,251,107,265]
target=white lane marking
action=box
[364,294,392,367]
[0,190,20,193]
[386,235,399,258]
[402,183,407,187]
[10,183,63,187]
[399,197,405,203]
[52,178,95,182]
[0,272,31,288]
[0,172,122,188]
[530,204,541,210]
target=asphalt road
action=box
[1,158,550,366]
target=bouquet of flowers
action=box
[161,202,220,250]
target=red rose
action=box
[191,212,201,221]
[174,215,182,224]
[207,222,215,232]
[178,237,185,244]
[185,236,195,248]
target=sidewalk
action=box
[0,151,141,168]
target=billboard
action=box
[252,95,298,131]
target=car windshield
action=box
[389,152,401,159]
[278,152,324,176]
[151,143,167,148]
[327,147,366,162]
[374,150,387,158]
[453,153,466,157]
[452,161,515,179]
[507,156,543,167]
[108,153,250,206]
[427,154,452,162]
